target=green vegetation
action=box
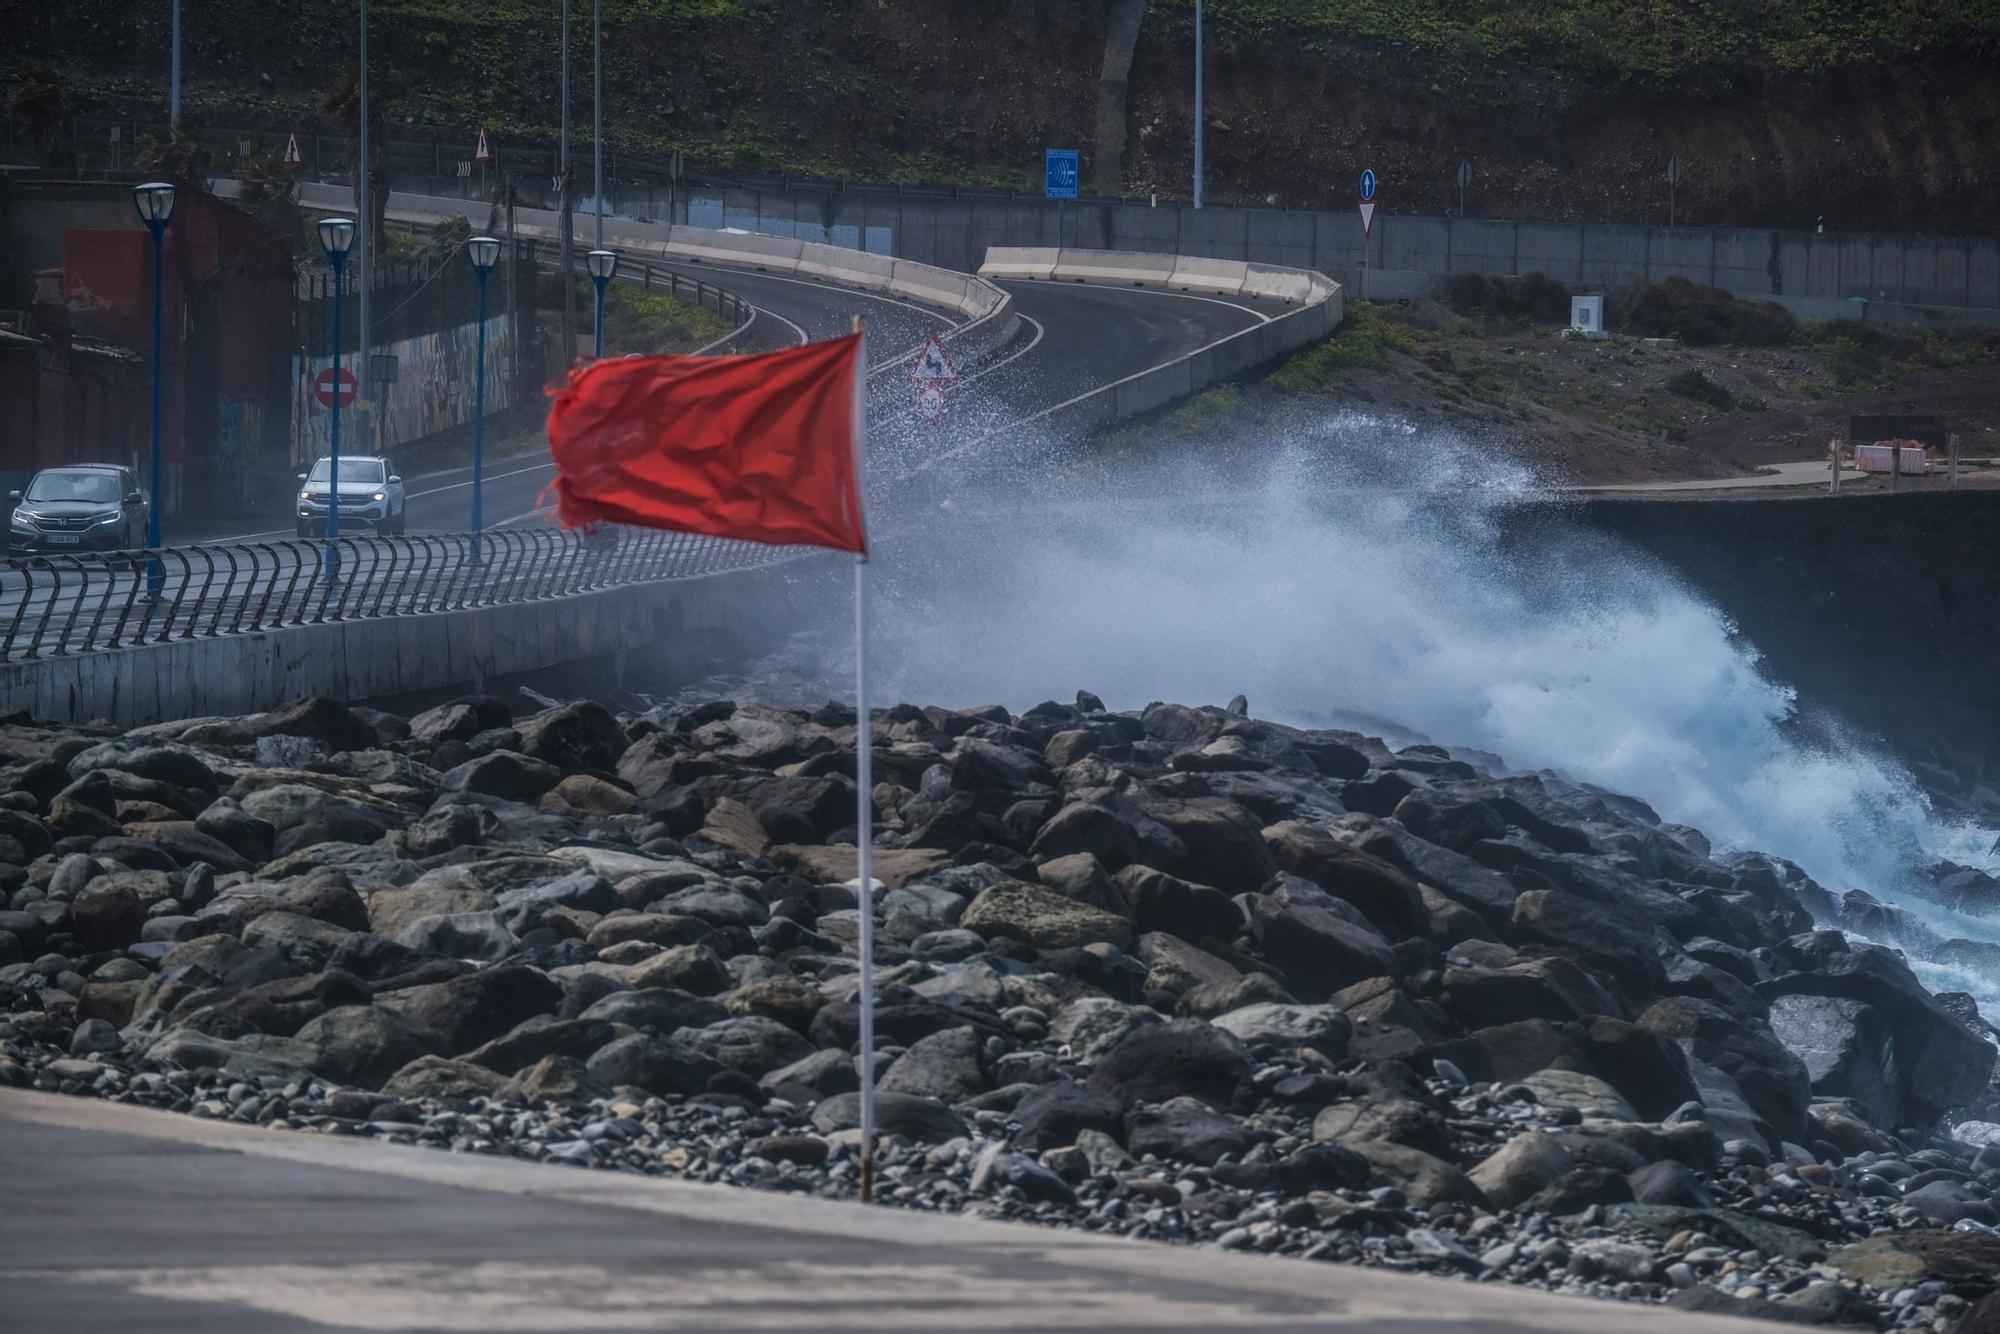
[1268,301,1416,387]
[1443,271,1572,324]
[1806,318,2000,390]
[1663,367,1733,410]
[376,0,755,21]
[1619,278,1795,347]
[1189,0,2000,80]
[540,273,734,356]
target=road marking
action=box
[959,314,1046,387]
[663,261,960,328]
[1002,277,1274,324]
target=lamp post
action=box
[466,235,501,542]
[1193,0,1203,209]
[132,182,176,569]
[586,249,617,359]
[317,216,356,583]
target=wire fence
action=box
[0,527,797,662]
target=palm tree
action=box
[7,64,73,168]
[136,116,212,191]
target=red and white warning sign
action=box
[909,332,957,387]
[284,132,302,166]
[473,127,493,165]
[313,366,357,410]
[1358,198,1376,237]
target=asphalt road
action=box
[0,1090,1777,1334]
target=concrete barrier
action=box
[279,181,1020,365]
[979,247,1060,281]
[1168,257,1248,296]
[1053,249,1178,286]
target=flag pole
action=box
[851,313,877,1206]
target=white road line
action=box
[959,314,1046,387]
[664,262,960,327]
[1003,277,1274,324]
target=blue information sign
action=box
[1045,149,1080,200]
[1360,169,1377,202]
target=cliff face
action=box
[7,1,2000,236]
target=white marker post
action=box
[851,313,878,1205]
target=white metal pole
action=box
[356,0,372,452]
[169,0,182,123]
[850,315,876,1205]
[593,0,604,248]
[1192,0,1203,209]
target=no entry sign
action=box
[314,366,358,410]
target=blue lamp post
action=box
[316,216,357,582]
[465,235,501,542]
[132,181,176,568]
[586,248,617,358]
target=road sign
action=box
[474,127,493,165]
[915,382,947,422]
[1456,160,1471,190]
[1359,168,1377,202]
[284,132,302,166]
[1045,149,1080,200]
[1358,199,1377,236]
[1666,156,1682,184]
[314,366,357,410]
[910,332,958,387]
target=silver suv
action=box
[296,455,407,537]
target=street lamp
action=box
[132,182,176,566]
[317,216,356,584]
[586,248,617,358]
[465,235,501,541]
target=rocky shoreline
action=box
[3,692,1999,1330]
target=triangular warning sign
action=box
[474,127,492,164]
[910,332,957,385]
[1358,199,1377,237]
[284,132,302,166]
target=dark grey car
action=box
[7,466,148,554]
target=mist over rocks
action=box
[3,691,2000,1326]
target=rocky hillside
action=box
[2,689,1998,1325]
[5,1,2000,234]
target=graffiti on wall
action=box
[214,399,265,504]
[292,314,512,462]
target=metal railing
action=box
[0,528,797,662]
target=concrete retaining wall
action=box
[0,556,842,728]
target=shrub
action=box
[1663,367,1734,410]
[1444,271,1573,324]
[1619,277,1796,346]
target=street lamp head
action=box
[316,216,357,259]
[465,235,502,272]
[586,249,618,282]
[132,181,177,226]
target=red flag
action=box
[545,333,866,553]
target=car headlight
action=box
[93,510,123,525]
[370,491,386,502]
[8,511,33,529]
[299,490,312,502]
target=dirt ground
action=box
[1322,300,2000,486]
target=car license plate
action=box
[46,534,81,544]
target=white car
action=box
[296,455,407,537]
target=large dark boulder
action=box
[1638,995,1811,1142]
[465,1017,619,1075]
[1242,892,1395,1002]
[1141,797,1276,892]
[1010,1081,1127,1151]
[295,1005,448,1090]
[1766,993,1904,1130]
[1512,889,1670,1001]
[1762,934,1996,1130]
[441,751,562,802]
[585,1033,721,1096]
[375,965,563,1055]
[1262,820,1426,933]
[878,1025,990,1103]
[579,988,729,1035]
[70,882,144,949]
[1088,1019,1253,1109]
[1116,866,1239,943]
[515,700,625,774]
[251,698,378,753]
[1126,1096,1256,1166]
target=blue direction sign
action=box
[1045,149,1080,199]
[1360,168,1377,202]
